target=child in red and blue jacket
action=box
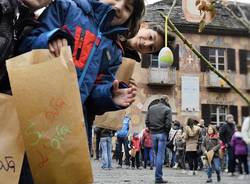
[142,128,153,169]
[18,0,145,150]
[130,132,141,169]
[18,0,144,111]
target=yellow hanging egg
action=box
[158,47,174,68]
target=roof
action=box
[144,0,250,37]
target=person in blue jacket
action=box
[116,114,131,168]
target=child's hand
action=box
[49,38,68,57]
[128,77,137,89]
[112,80,137,107]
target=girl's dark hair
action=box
[123,0,145,39]
[187,118,194,129]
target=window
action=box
[210,105,228,125]
[247,52,250,61]
[209,48,225,71]
[242,106,250,121]
[150,54,158,68]
[247,52,250,72]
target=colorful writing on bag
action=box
[51,125,72,149]
[36,149,49,169]
[24,97,72,168]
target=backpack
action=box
[0,0,17,92]
[116,116,130,138]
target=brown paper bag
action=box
[94,57,135,130]
[116,57,136,84]
[94,110,125,130]
[6,47,93,184]
[206,150,214,166]
[0,94,25,184]
[129,148,136,158]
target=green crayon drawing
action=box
[25,122,43,146]
[51,125,72,149]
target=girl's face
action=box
[208,127,214,134]
[128,27,164,53]
[100,0,134,26]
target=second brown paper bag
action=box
[94,57,136,130]
[6,47,93,184]
[0,94,24,184]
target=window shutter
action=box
[229,105,238,124]
[172,44,179,70]
[239,49,247,74]
[227,48,236,71]
[200,46,209,72]
[141,54,151,68]
[201,104,211,126]
[241,106,250,118]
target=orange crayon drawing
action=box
[44,97,66,124]
[37,149,49,169]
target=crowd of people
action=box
[94,98,250,184]
[0,0,165,183]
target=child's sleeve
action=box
[18,0,74,53]
[212,139,221,152]
[86,53,127,115]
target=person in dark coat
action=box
[219,114,236,175]
[0,0,49,93]
[145,97,172,184]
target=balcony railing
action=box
[206,70,234,89]
[148,67,176,86]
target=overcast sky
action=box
[146,0,250,5]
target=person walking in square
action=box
[145,97,172,184]
[202,126,221,183]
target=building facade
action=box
[127,0,250,131]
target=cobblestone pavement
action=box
[92,159,249,184]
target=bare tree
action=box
[196,0,250,32]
